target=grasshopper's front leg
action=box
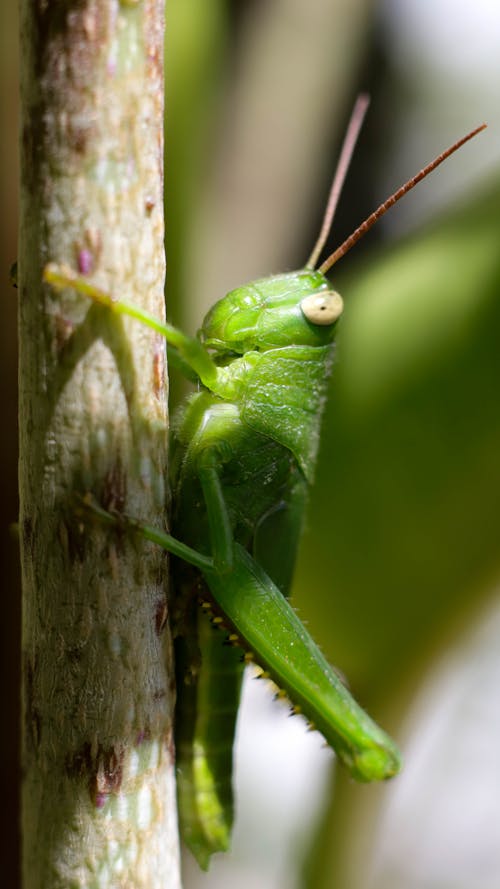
[44,264,220,390]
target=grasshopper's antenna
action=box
[306,94,370,270]
[319,123,487,275]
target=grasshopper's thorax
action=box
[193,271,343,476]
[199,269,343,357]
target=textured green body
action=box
[170,270,399,866]
[171,271,335,862]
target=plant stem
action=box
[18,2,180,886]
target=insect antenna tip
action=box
[319,121,487,274]
[306,94,370,269]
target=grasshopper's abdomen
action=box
[174,593,244,870]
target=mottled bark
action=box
[19,2,180,886]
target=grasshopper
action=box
[45,98,485,869]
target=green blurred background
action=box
[3,2,499,887]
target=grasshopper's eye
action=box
[300,291,343,326]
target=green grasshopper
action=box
[45,99,485,869]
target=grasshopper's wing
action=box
[253,468,308,597]
[246,344,329,594]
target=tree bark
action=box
[19,2,180,886]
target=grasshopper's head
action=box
[201,105,486,357]
[199,270,343,355]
